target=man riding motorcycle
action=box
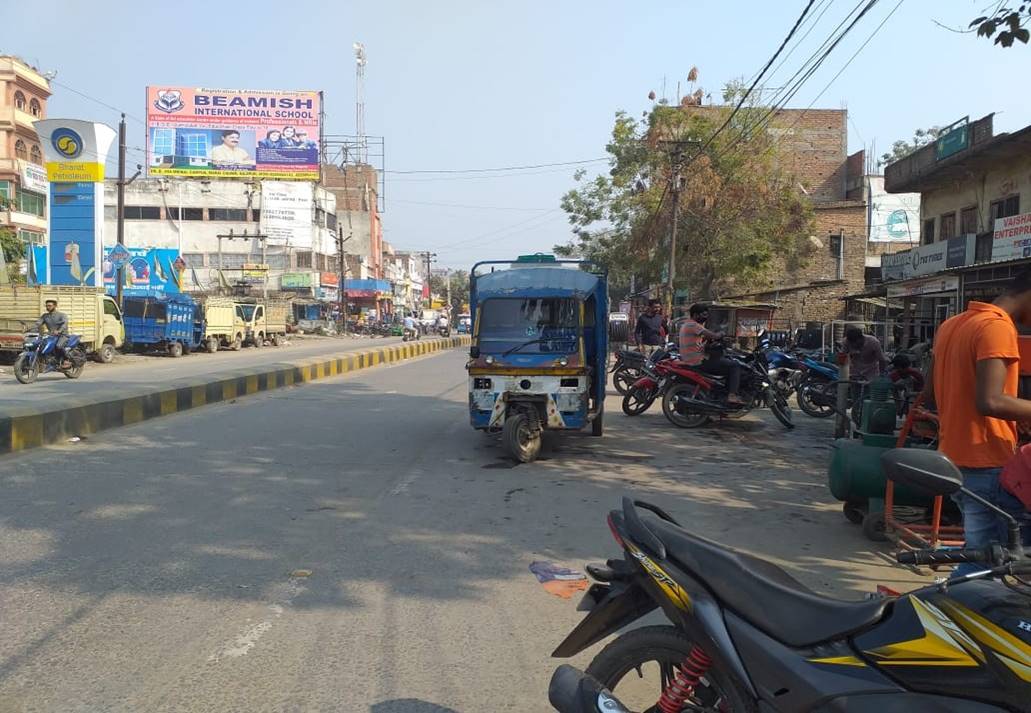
[33,299,71,368]
[402,314,419,340]
[678,303,743,405]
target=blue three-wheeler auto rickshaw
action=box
[467,255,608,462]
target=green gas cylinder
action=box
[859,377,896,434]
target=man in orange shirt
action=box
[925,269,1031,574]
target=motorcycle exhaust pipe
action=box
[672,395,725,415]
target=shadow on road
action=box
[370,700,462,713]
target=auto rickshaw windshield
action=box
[476,297,580,354]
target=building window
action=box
[167,207,204,221]
[14,139,27,160]
[209,208,248,221]
[18,229,44,245]
[296,251,312,268]
[17,190,45,217]
[940,212,956,241]
[960,206,978,235]
[29,144,42,165]
[123,205,160,220]
[922,218,935,245]
[181,253,205,267]
[29,98,41,117]
[209,253,246,269]
[315,207,326,227]
[251,209,261,222]
[266,254,289,269]
[990,195,1020,222]
[0,180,10,206]
[14,91,25,110]
[327,212,337,231]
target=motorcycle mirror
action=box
[469,345,480,359]
[880,449,962,497]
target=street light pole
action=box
[116,114,126,307]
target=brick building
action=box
[711,107,868,323]
[322,163,383,279]
[0,56,51,255]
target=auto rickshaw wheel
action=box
[168,341,184,358]
[502,412,541,463]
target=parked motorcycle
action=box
[621,353,693,417]
[764,348,804,400]
[611,343,678,396]
[795,355,840,418]
[14,333,88,384]
[550,449,1031,712]
[661,341,794,429]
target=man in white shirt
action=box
[210,130,253,165]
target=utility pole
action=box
[114,113,141,306]
[216,229,268,297]
[420,251,436,308]
[660,139,699,320]
[337,226,352,334]
[115,114,126,307]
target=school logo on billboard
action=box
[153,89,185,113]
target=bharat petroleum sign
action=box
[33,119,116,183]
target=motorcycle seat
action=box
[643,516,889,648]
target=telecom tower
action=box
[353,42,367,164]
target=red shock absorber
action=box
[657,645,713,713]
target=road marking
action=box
[206,577,307,663]
[389,470,420,495]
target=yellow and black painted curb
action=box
[0,336,471,455]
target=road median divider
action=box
[0,335,471,455]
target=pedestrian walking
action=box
[634,299,664,356]
[924,268,1031,575]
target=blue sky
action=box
[5,1,1029,267]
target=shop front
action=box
[343,278,394,320]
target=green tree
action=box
[879,126,942,167]
[970,6,1030,47]
[0,227,25,284]
[557,87,813,300]
[428,270,470,311]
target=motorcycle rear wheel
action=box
[13,353,38,384]
[662,383,709,428]
[621,386,655,416]
[63,348,87,379]
[612,367,640,396]
[767,386,795,429]
[586,626,755,713]
[796,382,835,418]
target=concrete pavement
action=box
[0,350,932,712]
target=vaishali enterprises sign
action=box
[991,212,1031,263]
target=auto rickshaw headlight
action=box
[558,357,568,366]
[484,355,495,365]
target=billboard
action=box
[260,181,314,247]
[103,246,184,295]
[992,212,1031,263]
[146,86,320,180]
[868,176,920,242]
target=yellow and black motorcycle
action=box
[549,449,1030,713]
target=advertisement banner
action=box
[880,236,974,281]
[102,246,184,295]
[319,272,339,287]
[19,160,48,193]
[281,272,313,289]
[260,181,313,247]
[992,213,1031,263]
[867,176,920,242]
[887,275,960,298]
[146,86,320,180]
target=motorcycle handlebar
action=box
[896,548,992,566]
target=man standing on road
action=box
[844,326,887,382]
[924,269,1031,574]
[634,299,665,355]
[33,299,70,367]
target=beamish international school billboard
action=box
[146,86,320,180]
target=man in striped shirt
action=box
[679,303,743,405]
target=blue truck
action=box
[122,293,206,357]
[467,254,608,462]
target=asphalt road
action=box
[0,334,401,409]
[0,350,930,712]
